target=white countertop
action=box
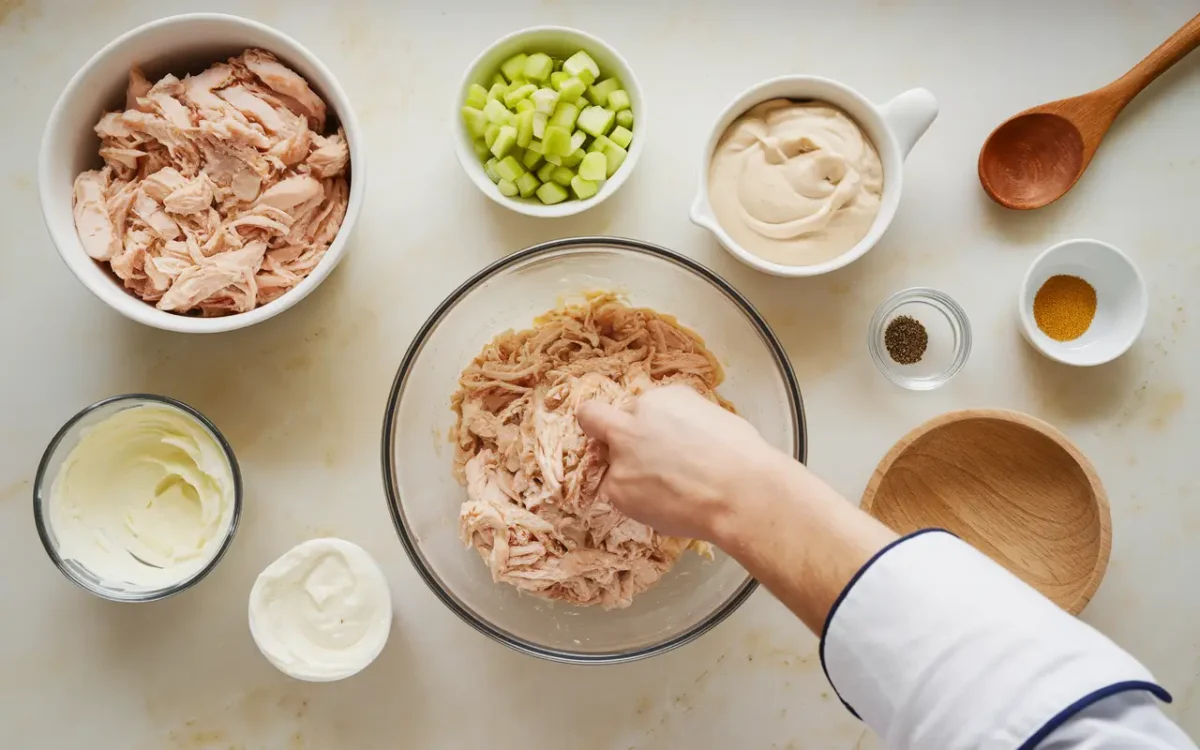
[2,1,1199,747]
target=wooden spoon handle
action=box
[1108,11,1200,103]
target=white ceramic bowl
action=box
[1019,238,1148,366]
[453,26,645,218]
[690,76,937,278]
[38,13,365,334]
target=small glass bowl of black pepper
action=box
[868,288,971,390]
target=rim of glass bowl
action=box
[867,287,972,391]
[33,393,244,602]
[381,236,807,664]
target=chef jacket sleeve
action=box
[819,529,1196,749]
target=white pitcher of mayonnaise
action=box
[691,76,938,277]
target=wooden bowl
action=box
[860,409,1111,615]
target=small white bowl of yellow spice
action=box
[1019,239,1147,367]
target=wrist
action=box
[707,447,805,551]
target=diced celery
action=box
[465,83,489,109]
[537,162,557,183]
[532,88,559,115]
[579,151,607,181]
[516,172,540,198]
[496,155,526,182]
[543,125,573,156]
[553,57,564,71]
[498,179,519,197]
[570,131,587,152]
[510,146,525,164]
[533,112,548,139]
[615,109,634,130]
[528,140,544,155]
[521,147,543,170]
[556,77,586,104]
[563,51,599,85]
[609,125,633,149]
[515,110,534,148]
[571,175,598,200]
[490,125,517,159]
[544,153,563,166]
[523,52,554,82]
[472,138,491,161]
[549,102,579,130]
[586,78,620,106]
[484,123,501,148]
[515,98,535,113]
[483,99,511,125]
[500,53,528,83]
[461,106,488,138]
[490,73,507,89]
[484,158,501,183]
[607,89,631,112]
[536,181,569,205]
[552,166,574,187]
[589,134,612,153]
[599,140,627,177]
[550,71,569,89]
[487,82,506,102]
[577,106,614,137]
[504,83,537,108]
[562,148,585,168]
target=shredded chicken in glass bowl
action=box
[382,237,806,664]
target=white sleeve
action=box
[819,530,1195,750]
[1040,692,1196,748]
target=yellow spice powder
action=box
[1033,274,1097,341]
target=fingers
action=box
[577,400,633,444]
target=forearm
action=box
[710,452,897,634]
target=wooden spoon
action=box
[979,12,1200,210]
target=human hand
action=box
[576,385,785,542]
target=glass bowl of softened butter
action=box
[34,394,242,602]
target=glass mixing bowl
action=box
[382,237,805,663]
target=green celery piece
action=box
[607,89,632,112]
[503,83,537,108]
[551,166,575,187]
[589,134,613,153]
[516,171,541,198]
[523,52,554,82]
[543,125,573,156]
[490,125,517,159]
[586,78,620,106]
[465,83,489,109]
[562,148,585,168]
[609,125,633,149]
[472,138,491,161]
[496,155,526,182]
[487,82,506,102]
[577,106,614,138]
[569,131,587,153]
[483,99,511,125]
[527,140,544,155]
[537,162,557,183]
[556,77,586,103]
[552,57,564,71]
[571,175,598,200]
[532,112,548,139]
[484,158,501,183]
[461,106,488,138]
[532,88,560,115]
[599,140,628,177]
[562,50,599,85]
[484,123,501,148]
[615,109,633,129]
[515,110,535,148]
[550,71,569,89]
[490,73,507,88]
[578,151,607,181]
[500,54,528,83]
[515,98,535,113]
[521,147,543,170]
[544,153,563,166]
[536,181,569,205]
[549,102,579,130]
[498,179,519,197]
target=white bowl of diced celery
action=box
[456,27,642,217]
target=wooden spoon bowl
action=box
[861,409,1111,615]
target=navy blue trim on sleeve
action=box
[818,527,953,720]
[1016,680,1173,750]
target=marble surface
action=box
[2,1,1199,747]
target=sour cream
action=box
[249,538,392,682]
[49,403,236,592]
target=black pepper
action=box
[884,315,928,365]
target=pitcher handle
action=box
[879,88,938,159]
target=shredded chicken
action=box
[70,50,350,316]
[451,294,732,609]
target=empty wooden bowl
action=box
[860,409,1111,615]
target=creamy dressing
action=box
[708,99,884,266]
